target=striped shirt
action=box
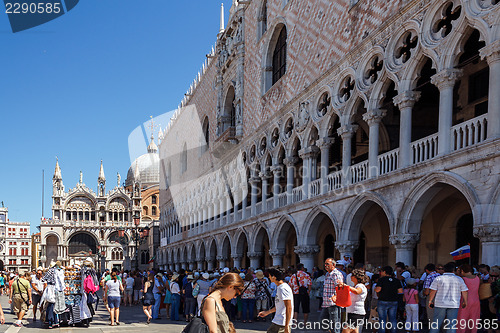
[322,269,344,308]
[429,273,468,308]
[423,271,440,289]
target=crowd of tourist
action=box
[0,259,498,332]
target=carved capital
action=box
[473,224,500,242]
[247,251,263,259]
[283,156,299,167]
[298,146,320,159]
[216,255,227,261]
[231,254,243,260]
[363,109,387,126]
[269,249,286,257]
[316,137,335,149]
[480,40,500,65]
[389,233,420,249]
[337,124,358,139]
[249,177,261,185]
[294,245,320,256]
[335,241,359,254]
[270,164,284,174]
[259,171,272,180]
[431,69,463,90]
[393,91,421,110]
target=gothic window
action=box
[395,32,418,63]
[223,86,236,130]
[365,56,383,84]
[152,195,157,204]
[272,27,287,85]
[202,117,210,149]
[152,206,157,216]
[432,2,461,38]
[339,77,355,102]
[181,143,187,173]
[317,92,331,117]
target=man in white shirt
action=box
[258,268,293,333]
[428,262,468,333]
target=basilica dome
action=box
[125,138,159,187]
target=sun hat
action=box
[223,267,229,273]
[255,270,264,279]
[202,272,210,279]
[171,274,179,281]
[187,275,194,280]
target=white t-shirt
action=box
[125,277,134,289]
[429,273,468,308]
[273,282,294,327]
[170,281,180,294]
[106,279,121,297]
[346,284,367,315]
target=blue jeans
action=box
[429,307,459,333]
[321,305,341,333]
[152,293,162,319]
[170,293,181,321]
[241,298,255,321]
[377,300,398,333]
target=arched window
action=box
[202,116,210,151]
[68,233,97,255]
[272,27,287,84]
[143,206,148,216]
[181,143,187,173]
[223,86,236,130]
[151,195,157,204]
[152,206,157,216]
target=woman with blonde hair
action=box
[202,272,244,333]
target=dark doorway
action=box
[455,213,479,265]
[353,232,366,265]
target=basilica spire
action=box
[53,158,62,180]
[98,160,106,182]
[147,134,158,153]
[220,3,225,33]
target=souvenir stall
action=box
[41,258,99,328]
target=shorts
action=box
[13,294,28,314]
[107,296,121,308]
[346,313,365,329]
[293,293,310,313]
[125,289,133,296]
[267,323,285,333]
[32,293,42,306]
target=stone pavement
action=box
[0,294,281,333]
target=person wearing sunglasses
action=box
[202,272,243,333]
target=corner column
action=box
[316,137,334,194]
[363,109,386,178]
[393,91,421,168]
[294,246,320,273]
[431,69,463,155]
[474,225,500,267]
[284,157,298,205]
[480,41,500,139]
[335,241,359,260]
[337,124,358,186]
[389,233,420,266]
[269,249,285,267]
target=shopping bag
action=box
[335,285,351,307]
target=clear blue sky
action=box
[0,0,232,233]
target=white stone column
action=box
[197,260,204,271]
[393,91,420,168]
[294,246,320,273]
[233,190,240,222]
[189,262,195,270]
[474,225,500,267]
[226,196,232,223]
[219,198,226,226]
[207,257,215,271]
[248,251,262,269]
[337,124,358,185]
[480,41,500,139]
[217,255,226,269]
[284,157,298,205]
[335,241,359,260]
[241,188,248,220]
[363,109,386,178]
[260,172,271,213]
[389,234,420,266]
[431,69,463,155]
[299,146,320,199]
[269,249,285,267]
[316,137,334,194]
[231,255,242,269]
[249,177,260,216]
[271,165,282,209]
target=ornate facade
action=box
[40,158,146,271]
[158,0,500,272]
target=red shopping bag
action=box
[335,285,352,307]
